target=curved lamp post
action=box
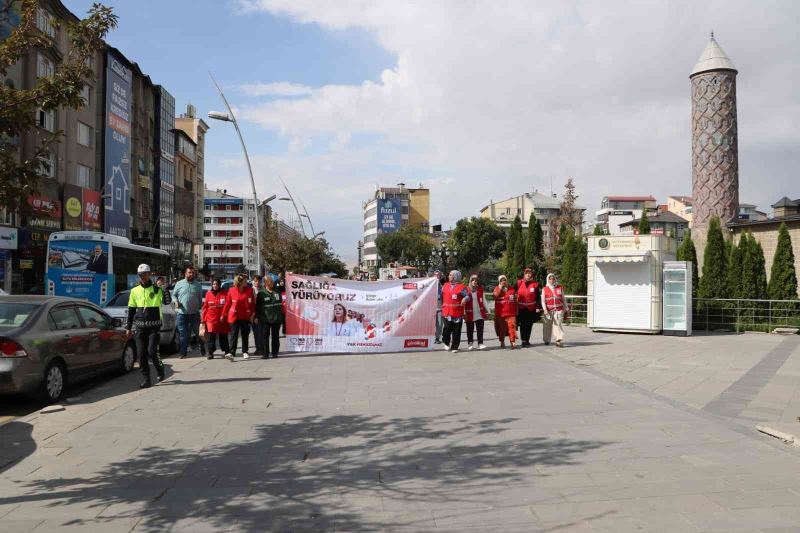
[208,72,261,274]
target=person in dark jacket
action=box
[255,276,283,359]
[126,263,168,387]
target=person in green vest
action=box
[126,264,168,388]
[255,275,283,359]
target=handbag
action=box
[198,322,207,342]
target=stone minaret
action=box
[690,33,739,266]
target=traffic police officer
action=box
[127,264,168,388]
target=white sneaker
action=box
[242,353,250,360]
[468,344,475,351]
[442,344,451,351]
[478,344,487,350]
[224,353,234,362]
[451,348,458,353]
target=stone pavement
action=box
[3,331,800,531]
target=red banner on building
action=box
[82,189,102,231]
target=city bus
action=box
[46,232,170,306]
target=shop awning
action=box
[589,251,651,263]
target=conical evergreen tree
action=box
[768,223,798,300]
[752,238,768,300]
[506,216,525,281]
[638,210,651,235]
[593,224,604,236]
[739,233,768,300]
[698,217,727,299]
[559,231,577,293]
[725,234,746,299]
[677,230,699,298]
[525,212,546,284]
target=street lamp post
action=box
[277,176,307,237]
[208,72,262,274]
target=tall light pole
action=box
[300,202,316,237]
[277,176,307,237]
[208,72,262,274]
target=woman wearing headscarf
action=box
[493,274,518,349]
[200,277,230,359]
[441,270,468,353]
[222,273,255,361]
[463,274,488,350]
[541,273,567,347]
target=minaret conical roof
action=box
[690,33,737,77]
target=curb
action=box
[757,424,800,447]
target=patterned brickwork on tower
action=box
[690,34,739,267]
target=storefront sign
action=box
[83,189,102,231]
[0,227,17,250]
[103,49,132,238]
[27,195,62,231]
[20,259,33,269]
[63,184,83,231]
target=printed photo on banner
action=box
[285,274,437,353]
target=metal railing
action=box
[564,295,588,326]
[693,298,800,333]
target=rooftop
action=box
[668,195,693,205]
[479,190,586,213]
[772,197,799,208]
[619,212,689,227]
[728,215,800,229]
[604,195,657,202]
[691,33,737,77]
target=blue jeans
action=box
[176,313,200,356]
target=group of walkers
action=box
[127,264,286,388]
[434,268,568,353]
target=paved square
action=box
[3,329,800,531]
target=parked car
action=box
[103,289,177,353]
[0,296,136,403]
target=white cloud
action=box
[229,0,800,261]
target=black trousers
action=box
[442,318,463,350]
[229,320,251,354]
[518,309,539,343]
[135,328,164,380]
[206,331,230,355]
[263,321,281,356]
[466,319,484,345]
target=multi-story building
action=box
[155,86,176,258]
[128,62,157,246]
[202,188,258,276]
[618,212,690,242]
[594,195,657,235]
[667,196,693,227]
[174,104,209,265]
[480,190,586,248]
[360,183,430,271]
[737,203,768,222]
[173,129,198,268]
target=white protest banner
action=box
[285,274,437,353]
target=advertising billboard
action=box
[103,50,132,238]
[83,188,102,231]
[27,195,62,231]
[46,240,112,303]
[377,197,401,234]
[63,184,83,231]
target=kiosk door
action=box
[593,261,651,330]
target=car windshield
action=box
[106,292,129,307]
[0,302,39,328]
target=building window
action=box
[39,151,56,178]
[77,122,92,147]
[75,164,92,188]
[36,8,56,39]
[204,217,211,224]
[37,108,55,132]
[37,53,54,78]
[203,230,211,237]
[0,208,14,226]
[80,85,91,106]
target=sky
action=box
[64,0,800,262]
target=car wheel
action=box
[120,342,136,374]
[163,329,178,355]
[39,360,66,404]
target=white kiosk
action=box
[587,235,676,334]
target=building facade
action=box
[202,189,258,276]
[691,33,740,267]
[594,195,657,235]
[480,190,586,249]
[173,129,198,269]
[155,86,176,258]
[174,104,209,265]
[667,196,694,227]
[361,183,430,271]
[618,212,690,242]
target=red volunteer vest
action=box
[493,286,518,318]
[516,279,540,311]
[442,282,467,319]
[464,286,488,322]
[201,289,231,334]
[543,285,565,312]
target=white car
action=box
[104,289,178,354]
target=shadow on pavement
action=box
[159,377,271,386]
[6,413,612,531]
[0,422,36,475]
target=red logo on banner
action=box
[404,339,429,348]
[402,282,418,290]
[82,189,102,230]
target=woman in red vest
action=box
[493,275,518,349]
[222,273,255,361]
[200,278,230,359]
[464,274,488,350]
[516,267,541,347]
[441,270,468,353]
[541,273,567,347]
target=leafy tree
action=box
[698,217,728,299]
[676,229,699,298]
[448,216,505,272]
[560,231,587,295]
[768,223,798,300]
[725,234,745,299]
[505,215,525,281]
[262,225,346,277]
[525,212,546,283]
[0,0,117,212]
[375,225,434,265]
[637,210,651,235]
[593,224,605,236]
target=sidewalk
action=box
[3,334,800,531]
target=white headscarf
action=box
[449,270,463,283]
[498,274,507,283]
[546,273,557,288]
